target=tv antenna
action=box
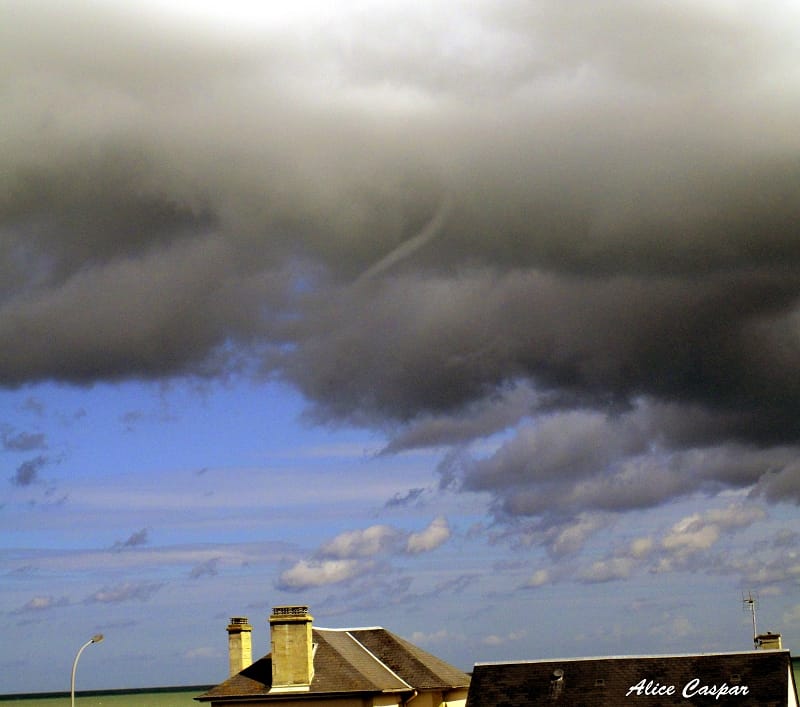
[742,591,758,648]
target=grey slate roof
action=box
[466,650,797,707]
[197,627,470,703]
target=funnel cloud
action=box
[2,0,800,611]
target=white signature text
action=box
[626,678,750,699]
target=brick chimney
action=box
[269,606,314,692]
[227,617,253,677]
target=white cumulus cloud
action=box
[319,524,400,558]
[277,558,367,589]
[405,516,451,554]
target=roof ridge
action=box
[316,626,384,632]
[345,630,413,690]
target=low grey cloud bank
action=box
[2,1,800,553]
[450,402,800,523]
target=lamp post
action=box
[70,634,104,707]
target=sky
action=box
[2,0,800,695]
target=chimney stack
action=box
[269,606,314,692]
[755,631,782,650]
[227,617,253,677]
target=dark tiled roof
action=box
[349,628,470,690]
[312,630,410,692]
[197,627,470,703]
[466,650,796,707]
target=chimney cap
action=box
[227,617,253,632]
[270,605,311,617]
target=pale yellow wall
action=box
[406,691,437,707]
[443,687,469,707]
[788,667,799,707]
[270,619,314,687]
[372,695,403,707]
[227,629,252,677]
[406,688,468,707]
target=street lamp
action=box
[70,634,104,707]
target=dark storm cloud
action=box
[287,268,800,438]
[449,402,800,524]
[3,2,800,528]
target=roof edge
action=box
[474,649,793,666]
[195,688,414,703]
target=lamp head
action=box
[91,634,104,644]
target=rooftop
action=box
[466,649,796,707]
[197,626,470,702]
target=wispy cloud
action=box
[384,487,426,509]
[85,581,164,604]
[184,646,220,660]
[579,557,636,584]
[1,428,47,452]
[482,630,527,646]
[783,604,800,625]
[111,528,149,551]
[20,398,45,416]
[13,595,70,613]
[189,557,221,579]
[2,543,291,577]
[11,455,48,486]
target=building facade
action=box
[197,606,470,707]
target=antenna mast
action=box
[742,591,758,649]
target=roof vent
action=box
[550,668,564,700]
